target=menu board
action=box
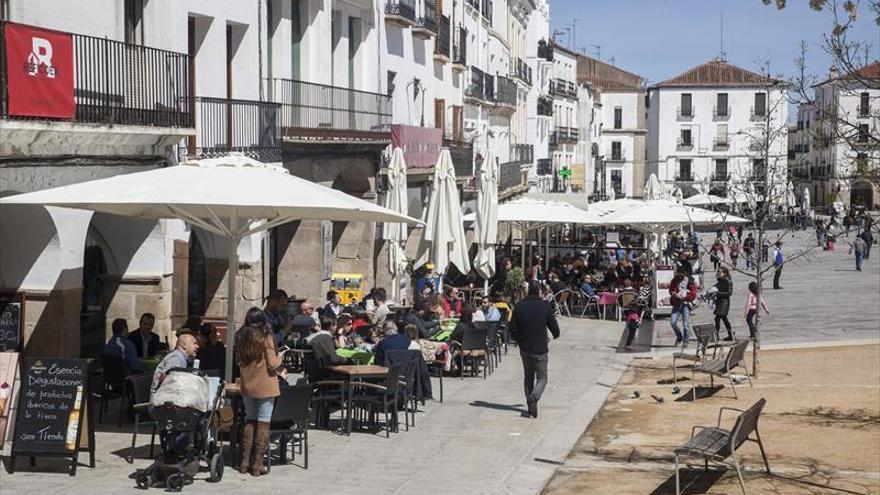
[10,358,93,474]
[0,293,24,352]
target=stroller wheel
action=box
[166,473,185,492]
[135,471,152,489]
[209,453,225,482]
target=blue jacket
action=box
[103,336,143,375]
[374,333,412,366]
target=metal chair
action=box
[265,384,312,471]
[98,355,128,426]
[348,364,404,437]
[456,326,489,380]
[125,373,157,463]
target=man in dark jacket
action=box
[510,283,560,418]
[127,313,162,358]
[404,304,440,339]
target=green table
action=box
[139,357,160,373]
[431,330,453,342]
[336,348,374,365]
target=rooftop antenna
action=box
[570,18,579,50]
[590,44,601,60]
[719,11,727,60]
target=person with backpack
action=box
[772,241,784,290]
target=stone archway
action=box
[850,180,875,209]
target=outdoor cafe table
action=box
[596,292,619,320]
[328,365,389,435]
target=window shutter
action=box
[434,98,445,132]
[452,105,464,141]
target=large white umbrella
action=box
[0,153,421,379]
[803,187,812,217]
[382,147,409,301]
[785,181,797,210]
[683,193,733,206]
[420,149,470,277]
[673,187,684,204]
[474,151,498,280]
[644,174,669,200]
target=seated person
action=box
[473,296,501,322]
[580,274,597,297]
[323,290,345,318]
[548,272,567,295]
[305,317,346,367]
[449,304,476,344]
[151,333,199,395]
[404,303,440,339]
[373,320,411,366]
[196,323,226,374]
[335,314,355,348]
[369,289,391,326]
[103,318,143,375]
[404,324,451,370]
[440,287,462,318]
[127,312,162,358]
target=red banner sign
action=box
[391,124,443,169]
[4,23,75,118]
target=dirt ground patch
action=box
[543,344,880,495]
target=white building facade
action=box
[549,43,580,192]
[647,58,789,198]
[525,1,551,192]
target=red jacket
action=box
[669,279,697,309]
[440,296,462,317]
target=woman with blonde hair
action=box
[235,324,287,476]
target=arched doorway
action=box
[81,228,108,359]
[188,229,207,317]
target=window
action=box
[754,92,766,117]
[387,71,397,96]
[715,124,728,146]
[434,99,445,131]
[860,92,870,116]
[715,159,728,180]
[858,124,870,142]
[680,93,692,117]
[680,128,692,146]
[753,159,766,181]
[611,170,622,195]
[716,93,728,116]
[611,141,622,160]
[613,107,622,129]
[679,159,692,180]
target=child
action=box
[624,302,641,351]
[744,282,771,340]
[826,233,836,252]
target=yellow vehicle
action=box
[331,273,364,305]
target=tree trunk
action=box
[753,228,763,378]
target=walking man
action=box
[861,228,874,260]
[510,282,560,418]
[772,241,784,290]
[850,236,868,271]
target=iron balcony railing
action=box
[713,137,729,149]
[537,39,554,61]
[446,140,474,177]
[189,96,281,162]
[677,106,694,120]
[416,0,437,33]
[537,95,553,116]
[676,137,694,150]
[484,73,495,102]
[435,15,450,59]
[550,79,577,99]
[266,78,392,138]
[495,75,517,107]
[512,57,532,86]
[453,25,467,66]
[675,173,694,182]
[466,67,486,100]
[386,0,417,22]
[0,21,192,127]
[481,0,493,25]
[550,126,578,145]
[499,160,523,191]
[510,144,534,164]
[711,172,730,182]
[465,0,479,11]
[713,105,730,119]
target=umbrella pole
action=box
[225,236,239,382]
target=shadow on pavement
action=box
[650,468,726,494]
[673,386,725,402]
[469,400,527,415]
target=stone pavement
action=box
[0,317,631,495]
[652,228,880,348]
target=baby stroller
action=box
[135,368,225,491]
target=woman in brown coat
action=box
[235,323,287,476]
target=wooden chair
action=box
[674,398,771,495]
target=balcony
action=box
[510,144,534,164]
[608,149,624,161]
[465,0,480,12]
[537,95,553,117]
[750,106,767,121]
[676,137,694,151]
[711,172,730,182]
[713,106,730,120]
[550,127,579,145]
[452,26,467,71]
[713,137,729,149]
[481,0,493,25]
[537,39,554,62]
[385,0,417,28]
[188,96,281,163]
[413,0,437,39]
[0,22,192,129]
[433,15,451,63]
[511,58,532,86]
[676,106,694,121]
[493,76,517,113]
[499,160,526,193]
[267,78,392,141]
[550,79,578,99]
[465,67,491,103]
[675,173,694,182]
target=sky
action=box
[550,0,880,85]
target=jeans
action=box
[625,320,639,347]
[520,351,549,404]
[670,305,691,344]
[856,252,864,271]
[243,396,275,422]
[746,309,757,338]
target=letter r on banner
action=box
[4,23,74,118]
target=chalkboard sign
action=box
[0,292,24,352]
[10,357,94,475]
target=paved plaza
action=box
[1,229,878,494]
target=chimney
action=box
[828,66,839,80]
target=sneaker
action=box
[723,336,734,341]
[625,345,634,351]
[527,397,538,418]
[674,337,682,345]
[681,341,690,348]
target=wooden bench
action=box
[674,398,771,495]
[691,339,752,401]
